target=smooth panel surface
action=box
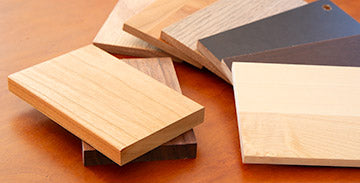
[3,0,360,182]
[222,34,360,80]
[93,0,169,57]
[197,0,360,82]
[82,57,197,166]
[223,34,360,69]
[123,0,217,69]
[232,62,360,167]
[8,45,204,166]
[161,0,306,83]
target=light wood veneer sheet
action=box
[93,0,169,58]
[232,62,360,167]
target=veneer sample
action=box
[123,0,217,69]
[232,62,360,167]
[197,0,360,83]
[222,34,360,79]
[161,0,306,83]
[82,57,197,166]
[93,0,169,58]
[8,45,204,166]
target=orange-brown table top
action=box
[1,0,360,182]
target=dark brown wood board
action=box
[82,57,197,166]
[197,0,360,83]
[223,34,360,72]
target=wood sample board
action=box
[82,57,197,166]
[123,0,218,69]
[222,34,360,79]
[232,62,360,167]
[8,45,204,166]
[161,0,306,83]
[93,0,169,57]
[196,0,360,83]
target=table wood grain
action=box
[1,0,360,182]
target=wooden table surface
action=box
[1,0,360,182]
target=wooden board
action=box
[123,0,218,69]
[93,0,170,58]
[222,34,360,80]
[161,0,307,83]
[4,0,360,182]
[8,45,204,166]
[196,0,360,83]
[232,62,360,167]
[82,57,197,166]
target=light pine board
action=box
[232,62,360,167]
[93,0,170,58]
[8,45,204,166]
[123,0,218,70]
[161,0,306,83]
[82,57,197,166]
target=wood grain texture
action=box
[93,0,169,57]
[123,0,218,69]
[197,0,360,83]
[232,62,360,167]
[161,0,306,83]
[82,57,197,166]
[4,0,360,182]
[8,45,204,166]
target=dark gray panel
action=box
[199,0,360,62]
[223,34,360,70]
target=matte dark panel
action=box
[223,34,360,70]
[199,0,360,62]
